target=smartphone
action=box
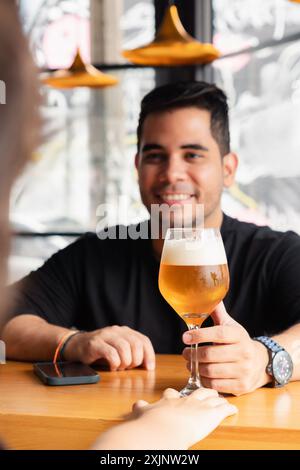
[33,361,100,386]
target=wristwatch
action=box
[253,336,293,387]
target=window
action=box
[11,0,155,282]
[213,0,300,232]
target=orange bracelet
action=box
[53,331,79,364]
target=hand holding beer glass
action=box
[159,228,229,396]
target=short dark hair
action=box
[137,81,230,156]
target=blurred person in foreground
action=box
[0,0,237,451]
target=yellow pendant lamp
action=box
[41,50,118,88]
[122,4,220,66]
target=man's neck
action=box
[205,209,223,231]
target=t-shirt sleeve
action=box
[9,236,86,327]
[267,231,300,332]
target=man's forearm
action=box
[273,323,300,381]
[1,314,72,361]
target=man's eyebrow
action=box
[141,144,164,152]
[180,144,209,151]
[140,143,209,152]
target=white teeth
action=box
[160,194,192,201]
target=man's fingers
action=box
[127,341,144,369]
[210,301,232,325]
[182,324,244,345]
[140,335,156,371]
[77,326,155,371]
[200,377,242,395]
[198,362,240,379]
[105,337,133,370]
[117,327,155,371]
[92,341,122,371]
[184,360,239,380]
[183,343,241,363]
[181,302,246,345]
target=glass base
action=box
[180,378,202,397]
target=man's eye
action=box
[185,152,202,160]
[143,154,164,162]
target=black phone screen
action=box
[34,362,97,378]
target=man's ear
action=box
[223,152,238,188]
[135,153,139,170]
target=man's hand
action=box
[182,302,271,395]
[63,325,156,371]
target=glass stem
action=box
[188,324,200,387]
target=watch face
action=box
[272,351,293,384]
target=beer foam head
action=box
[161,238,227,266]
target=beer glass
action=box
[159,228,229,396]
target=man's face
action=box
[135,107,237,228]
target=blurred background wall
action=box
[10,0,300,281]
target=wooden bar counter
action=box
[0,355,300,450]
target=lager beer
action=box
[159,264,229,326]
[159,233,229,327]
[158,228,229,396]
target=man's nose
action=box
[159,156,187,183]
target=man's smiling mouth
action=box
[156,193,195,203]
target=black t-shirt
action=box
[10,214,300,353]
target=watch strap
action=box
[253,336,284,354]
[253,336,290,387]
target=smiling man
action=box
[3,81,300,395]
[136,92,237,257]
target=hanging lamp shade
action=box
[41,50,118,88]
[122,5,220,66]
